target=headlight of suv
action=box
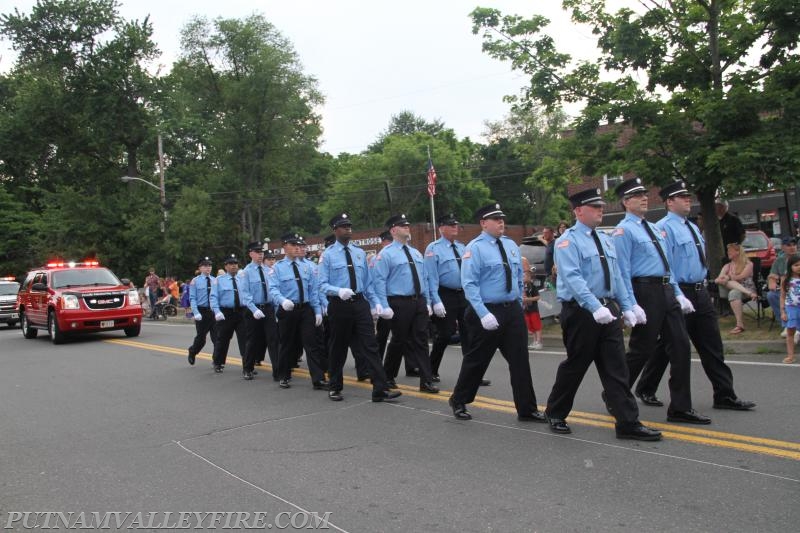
[128,290,140,305]
[62,294,80,310]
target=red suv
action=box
[17,260,143,344]
[742,230,777,273]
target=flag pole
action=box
[427,146,436,236]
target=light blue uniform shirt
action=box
[372,241,430,308]
[268,257,321,315]
[614,212,682,299]
[461,231,523,318]
[554,221,635,313]
[424,237,465,305]
[657,211,708,284]
[189,274,215,314]
[319,241,379,308]
[241,261,271,306]
[210,272,255,313]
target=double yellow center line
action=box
[107,339,800,461]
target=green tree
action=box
[471,1,800,273]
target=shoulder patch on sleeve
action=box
[612,228,625,236]
[425,251,434,257]
[375,254,382,261]
[462,250,472,259]
[190,279,196,286]
[557,240,570,248]
[660,230,667,238]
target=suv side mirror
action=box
[32,282,48,291]
[120,278,131,286]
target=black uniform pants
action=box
[451,302,538,416]
[327,295,391,393]
[244,305,277,374]
[188,307,217,357]
[637,286,736,401]
[212,308,245,367]
[384,296,433,383]
[546,301,639,425]
[429,288,469,375]
[276,304,326,382]
[376,317,391,360]
[626,281,692,412]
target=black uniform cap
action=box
[247,241,263,252]
[659,181,692,200]
[281,233,305,245]
[437,213,459,226]
[329,213,353,229]
[223,254,240,265]
[568,188,606,208]
[615,177,647,198]
[385,213,410,228]
[474,203,505,222]
[198,256,213,266]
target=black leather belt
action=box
[255,303,270,309]
[486,301,518,308]
[679,282,706,292]
[331,293,365,302]
[389,294,421,300]
[220,307,241,312]
[564,297,617,307]
[632,276,671,285]
[197,306,210,311]
[439,286,463,293]
[291,302,311,308]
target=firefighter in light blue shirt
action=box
[268,233,328,390]
[612,177,709,425]
[210,254,254,373]
[187,256,217,366]
[239,241,273,380]
[448,203,541,422]
[372,214,439,393]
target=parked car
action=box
[0,276,20,327]
[519,235,547,283]
[742,230,776,273]
[17,260,143,344]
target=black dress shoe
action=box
[278,379,291,389]
[713,397,756,410]
[372,390,402,402]
[406,368,421,377]
[243,371,254,380]
[419,382,440,394]
[213,365,222,373]
[328,390,343,401]
[667,409,711,424]
[548,417,571,434]
[251,369,258,375]
[636,391,664,407]
[448,397,472,420]
[480,379,491,386]
[357,375,371,382]
[386,379,398,389]
[313,380,330,391]
[187,350,196,365]
[616,423,662,441]
[431,374,441,383]
[518,411,547,422]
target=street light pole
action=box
[120,176,167,235]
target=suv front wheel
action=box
[20,311,38,339]
[48,310,66,344]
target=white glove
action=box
[338,288,355,300]
[214,312,225,321]
[372,304,383,319]
[193,313,203,321]
[480,313,500,330]
[315,314,323,327]
[592,307,615,324]
[380,306,394,320]
[622,310,637,328]
[252,309,265,320]
[427,304,433,316]
[322,306,328,317]
[632,304,647,325]
[676,294,695,314]
[281,299,295,311]
[432,302,446,317]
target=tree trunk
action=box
[698,189,723,278]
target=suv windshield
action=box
[51,268,121,289]
[742,233,768,250]
[0,282,19,296]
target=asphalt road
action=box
[1,320,798,532]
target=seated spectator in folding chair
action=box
[714,243,756,334]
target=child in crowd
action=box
[780,254,800,364]
[523,266,542,350]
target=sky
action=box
[0,0,619,155]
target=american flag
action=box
[427,158,437,197]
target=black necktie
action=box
[205,276,211,303]
[687,222,707,268]
[642,221,670,274]
[590,230,611,291]
[402,245,421,296]
[231,275,240,309]
[343,246,357,291]
[496,239,512,293]
[257,266,268,302]
[451,243,462,269]
[292,261,304,303]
